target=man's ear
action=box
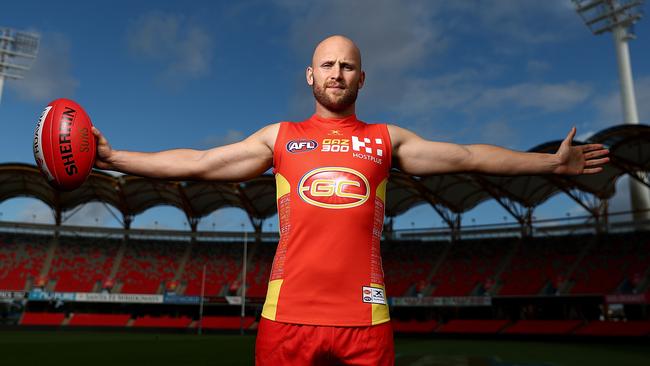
[306,66,314,86]
[358,70,365,90]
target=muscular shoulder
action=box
[249,123,281,151]
[386,124,422,151]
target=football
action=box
[33,98,96,191]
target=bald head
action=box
[307,35,365,117]
[311,35,362,69]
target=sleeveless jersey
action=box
[261,114,392,327]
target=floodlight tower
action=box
[0,27,40,105]
[573,0,650,225]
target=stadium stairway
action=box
[108,238,127,283]
[423,241,451,294]
[38,235,58,285]
[488,238,520,296]
[170,240,193,291]
[557,235,596,294]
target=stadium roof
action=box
[2,124,649,230]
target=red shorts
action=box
[255,317,394,366]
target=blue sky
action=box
[1,0,649,231]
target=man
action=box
[93,35,609,365]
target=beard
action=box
[312,80,359,113]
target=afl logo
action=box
[298,167,370,209]
[286,140,318,153]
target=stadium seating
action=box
[503,320,583,335]
[181,242,243,296]
[572,234,650,294]
[0,234,49,291]
[391,319,438,333]
[132,315,192,328]
[574,320,650,336]
[68,313,131,327]
[20,312,66,326]
[117,240,186,294]
[242,243,274,298]
[382,242,443,297]
[437,319,510,334]
[49,237,120,292]
[199,316,256,330]
[498,237,587,295]
[431,239,512,296]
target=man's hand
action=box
[553,127,610,175]
[92,127,115,170]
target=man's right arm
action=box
[92,123,279,182]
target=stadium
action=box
[2,1,650,365]
[1,123,649,365]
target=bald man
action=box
[93,35,609,365]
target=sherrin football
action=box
[33,98,96,191]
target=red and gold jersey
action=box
[261,114,392,327]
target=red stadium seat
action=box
[503,320,583,335]
[574,320,650,337]
[132,315,192,328]
[199,316,256,330]
[391,319,438,333]
[20,312,66,326]
[68,313,131,327]
[437,319,509,334]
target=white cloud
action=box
[473,81,592,113]
[467,0,580,45]
[595,75,650,125]
[526,60,551,75]
[7,32,79,102]
[398,72,591,118]
[127,11,213,85]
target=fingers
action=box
[583,167,604,174]
[92,126,109,146]
[565,126,576,143]
[585,157,610,167]
[580,143,606,152]
[584,149,609,159]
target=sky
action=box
[0,0,649,232]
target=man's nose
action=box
[329,64,343,80]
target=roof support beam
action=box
[472,176,534,237]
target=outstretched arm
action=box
[388,125,609,176]
[92,124,279,181]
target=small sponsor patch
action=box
[362,286,386,305]
[286,139,318,153]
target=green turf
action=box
[0,331,648,366]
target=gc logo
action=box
[298,167,369,209]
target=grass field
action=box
[0,331,648,366]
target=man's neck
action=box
[314,103,356,119]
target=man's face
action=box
[308,37,365,113]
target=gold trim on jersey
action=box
[262,279,284,321]
[376,178,387,203]
[276,173,291,199]
[370,283,390,325]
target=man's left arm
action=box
[388,125,609,176]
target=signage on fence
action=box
[75,293,164,304]
[0,291,25,300]
[605,293,650,304]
